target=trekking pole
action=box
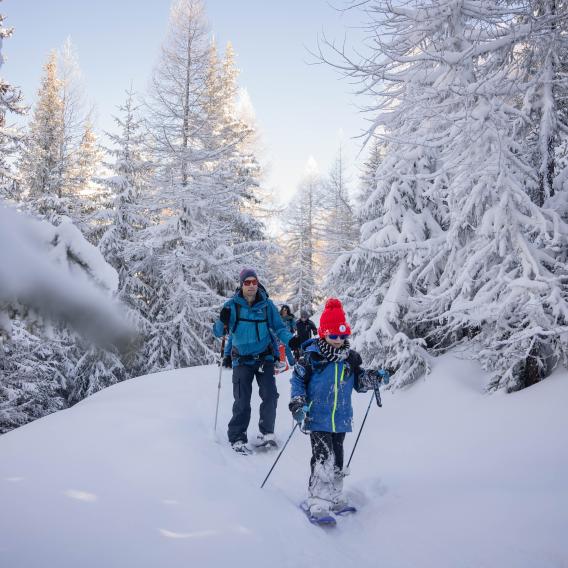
[347,380,383,469]
[213,335,226,434]
[260,422,299,489]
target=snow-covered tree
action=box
[424,95,568,392]
[283,157,323,313]
[0,10,25,201]
[0,322,68,434]
[321,1,455,386]
[18,39,100,229]
[324,0,568,391]
[98,88,152,375]
[18,51,67,221]
[514,0,568,206]
[0,204,129,432]
[142,0,239,370]
[320,144,357,294]
[72,119,106,241]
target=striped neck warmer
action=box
[317,338,350,362]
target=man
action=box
[213,268,300,455]
[295,310,317,357]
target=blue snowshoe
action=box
[300,501,336,527]
[333,504,357,516]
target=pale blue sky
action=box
[4,0,371,201]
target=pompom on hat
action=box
[318,298,351,338]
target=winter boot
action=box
[231,441,252,455]
[330,469,356,514]
[254,433,278,449]
[330,469,347,511]
[307,498,333,520]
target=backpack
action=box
[230,287,280,358]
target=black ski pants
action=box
[227,361,278,444]
[309,431,346,479]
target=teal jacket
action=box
[213,289,293,365]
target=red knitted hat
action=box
[318,298,351,338]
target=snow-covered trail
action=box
[0,355,567,568]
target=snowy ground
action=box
[1,354,567,568]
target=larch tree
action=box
[515,0,568,207]
[321,1,452,387]
[326,0,568,391]
[142,0,238,371]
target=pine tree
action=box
[98,88,152,375]
[284,157,322,313]
[18,51,67,221]
[0,322,68,434]
[72,120,105,241]
[0,11,25,201]
[0,7,67,433]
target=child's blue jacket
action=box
[290,339,369,433]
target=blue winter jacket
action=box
[290,339,369,433]
[213,289,293,365]
[281,314,297,334]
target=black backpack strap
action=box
[231,303,269,340]
[232,303,240,333]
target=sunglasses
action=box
[327,334,349,340]
[243,278,258,286]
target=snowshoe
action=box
[300,501,336,527]
[254,433,278,450]
[231,441,253,456]
[333,505,357,516]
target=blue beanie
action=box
[239,267,258,284]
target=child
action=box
[289,298,388,520]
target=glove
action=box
[220,307,231,327]
[288,336,300,351]
[375,369,390,385]
[289,396,308,424]
[222,355,232,369]
[360,369,387,390]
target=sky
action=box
[3,0,373,203]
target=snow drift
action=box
[0,354,566,568]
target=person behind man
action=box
[279,305,297,365]
[213,268,300,455]
[295,309,317,357]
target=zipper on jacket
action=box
[331,363,346,432]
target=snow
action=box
[0,354,566,568]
